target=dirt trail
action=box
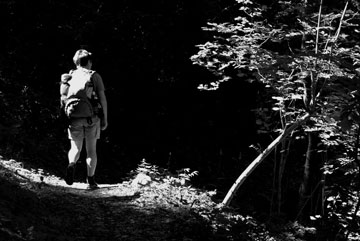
[0,159,215,241]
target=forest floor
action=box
[0,157,314,241]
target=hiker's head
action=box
[73,49,92,68]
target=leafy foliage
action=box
[128,159,284,240]
[191,0,360,238]
[129,159,208,208]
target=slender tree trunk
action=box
[278,139,291,214]
[345,125,360,239]
[269,146,278,218]
[221,113,310,207]
[298,132,313,220]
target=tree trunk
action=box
[269,146,278,218]
[278,139,291,214]
[221,113,310,207]
[345,125,360,239]
[298,132,313,220]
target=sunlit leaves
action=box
[191,1,360,235]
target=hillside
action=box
[0,157,315,241]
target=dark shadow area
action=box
[0,0,259,187]
[0,165,217,241]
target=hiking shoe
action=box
[87,176,99,189]
[65,163,76,185]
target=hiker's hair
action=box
[73,49,92,67]
[78,55,92,67]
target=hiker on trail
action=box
[60,49,108,189]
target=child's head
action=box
[61,73,72,83]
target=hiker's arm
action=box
[98,90,108,130]
[92,72,107,130]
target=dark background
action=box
[0,0,259,187]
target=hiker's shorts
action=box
[68,116,100,141]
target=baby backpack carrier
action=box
[61,69,95,118]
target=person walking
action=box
[60,49,108,189]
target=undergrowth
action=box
[126,159,307,241]
[0,157,319,241]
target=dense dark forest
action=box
[1,0,360,240]
[0,0,257,188]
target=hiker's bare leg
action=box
[85,137,97,177]
[68,139,83,165]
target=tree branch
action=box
[221,113,311,207]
